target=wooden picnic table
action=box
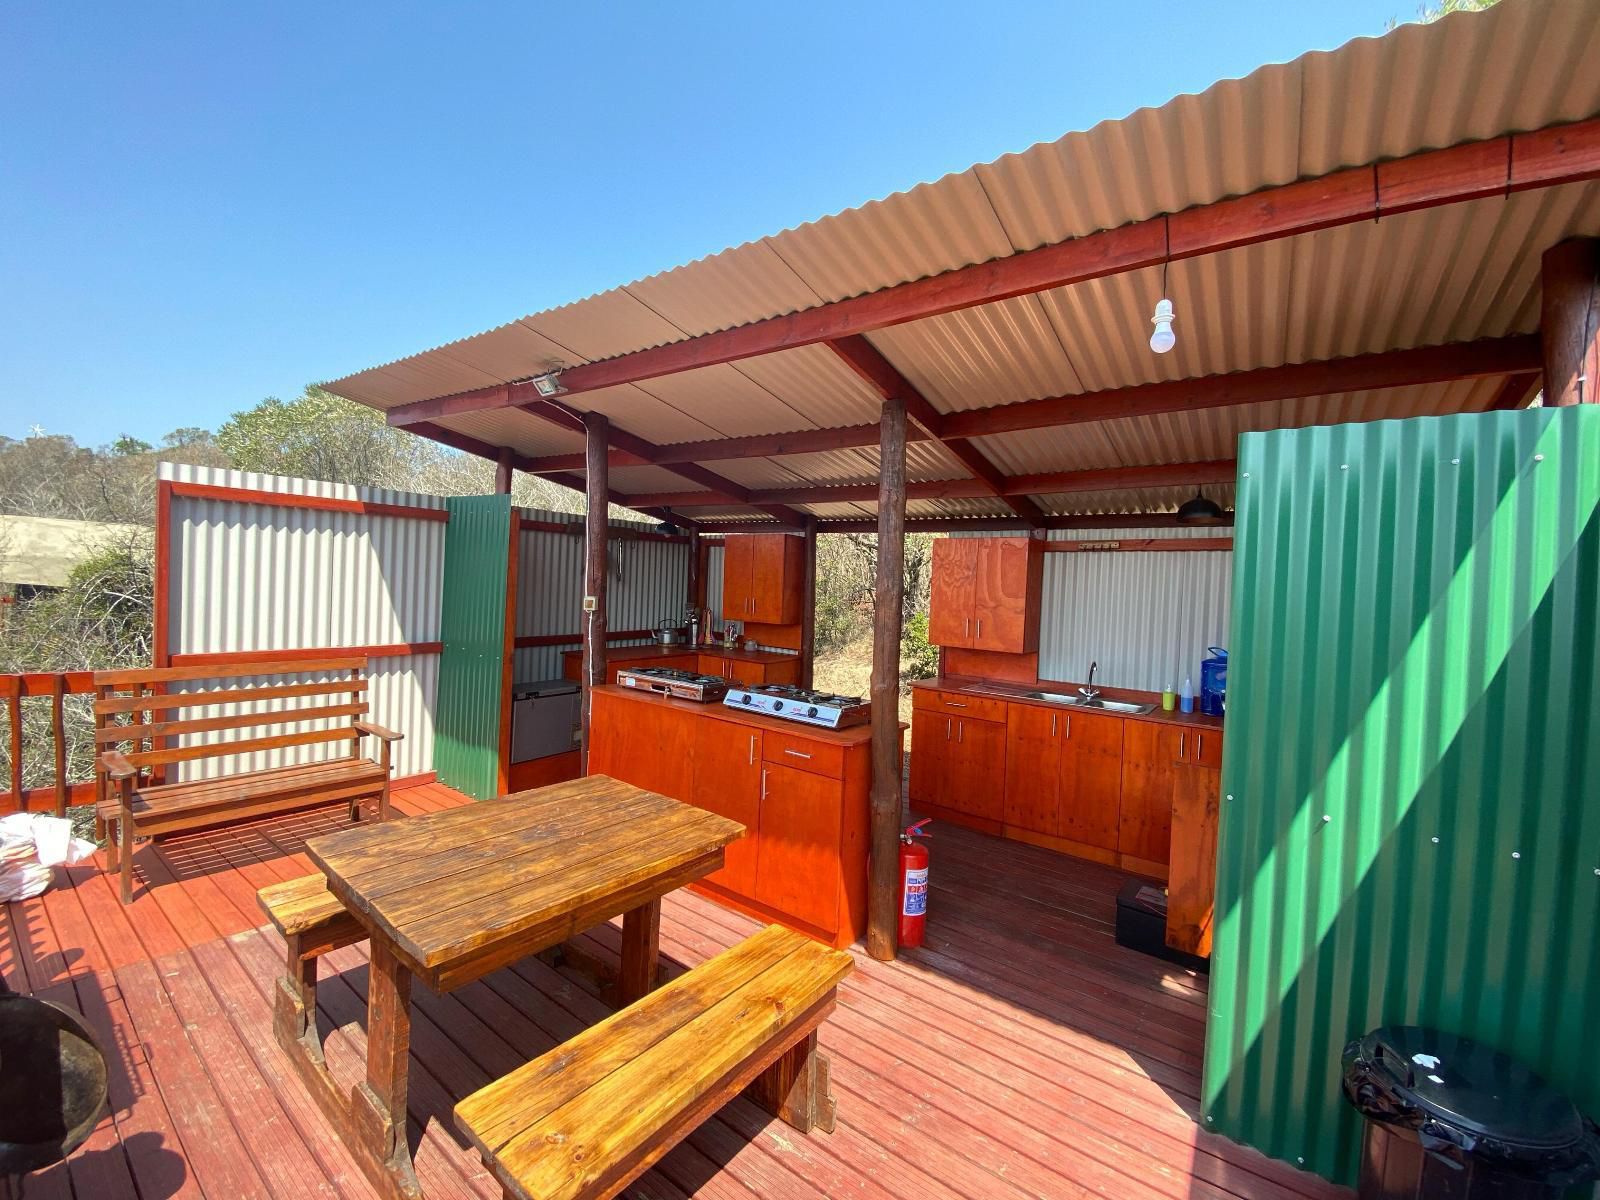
[300,774,745,1200]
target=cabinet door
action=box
[691,722,762,896]
[761,657,800,686]
[727,658,766,685]
[755,762,842,934]
[1166,763,1220,956]
[747,534,801,625]
[949,717,1007,821]
[1056,713,1132,857]
[927,538,978,647]
[1058,710,1124,850]
[721,537,753,620]
[1118,722,1178,864]
[1004,704,1061,834]
[973,538,1040,653]
[908,708,948,810]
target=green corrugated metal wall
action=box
[433,495,512,800]
[1204,408,1600,1185]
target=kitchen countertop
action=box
[914,676,1224,730]
[562,643,799,667]
[594,683,899,746]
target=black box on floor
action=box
[1114,879,1209,973]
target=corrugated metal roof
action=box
[324,0,1600,522]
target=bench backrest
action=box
[93,656,370,780]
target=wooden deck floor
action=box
[0,782,1348,1200]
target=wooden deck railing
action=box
[0,671,98,815]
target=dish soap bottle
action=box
[1162,682,1176,711]
[1179,676,1194,714]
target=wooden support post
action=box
[868,397,907,961]
[51,675,67,818]
[686,528,701,614]
[494,448,514,494]
[1541,239,1600,406]
[800,516,818,689]
[580,413,609,772]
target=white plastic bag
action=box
[0,812,96,899]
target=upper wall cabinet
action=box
[722,533,804,626]
[927,537,1044,653]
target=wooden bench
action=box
[455,924,851,1200]
[95,656,402,903]
[257,874,368,1069]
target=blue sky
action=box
[2,1,1405,446]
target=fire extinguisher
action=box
[898,818,933,948]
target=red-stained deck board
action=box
[0,780,1351,1200]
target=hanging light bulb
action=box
[1149,298,1176,354]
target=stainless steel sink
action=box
[1022,691,1155,715]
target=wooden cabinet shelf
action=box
[927,538,1043,654]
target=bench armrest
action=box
[353,720,403,743]
[99,749,138,780]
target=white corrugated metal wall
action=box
[512,511,690,683]
[160,463,445,778]
[947,528,1232,692]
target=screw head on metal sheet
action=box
[1297,1157,1306,1165]
[1534,454,1545,463]
[1242,472,1250,479]
[1432,836,1440,844]
[1340,464,1349,471]
[1322,814,1332,823]
[1226,794,1234,802]
[1451,458,1461,466]
[1512,851,1521,859]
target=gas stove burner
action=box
[616,666,730,702]
[723,682,871,729]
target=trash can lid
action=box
[1348,1026,1586,1151]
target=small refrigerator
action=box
[510,679,581,764]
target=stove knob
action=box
[741,694,752,705]
[773,701,784,712]
[807,706,818,718]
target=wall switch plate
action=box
[582,596,597,611]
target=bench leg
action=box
[274,934,325,1066]
[119,814,134,904]
[748,1030,837,1134]
[102,815,118,873]
[351,940,422,1200]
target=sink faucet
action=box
[1079,661,1101,702]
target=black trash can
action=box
[1342,1026,1600,1199]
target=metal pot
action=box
[0,981,110,1178]
[654,617,686,647]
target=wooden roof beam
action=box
[621,458,1240,509]
[826,334,1047,528]
[693,512,1234,534]
[383,118,1600,425]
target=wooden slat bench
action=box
[258,874,367,1071]
[455,923,852,1200]
[95,656,402,903]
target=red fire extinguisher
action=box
[898,818,933,948]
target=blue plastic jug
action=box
[1200,647,1227,717]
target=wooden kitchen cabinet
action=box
[1117,722,1177,870]
[754,761,843,935]
[690,721,762,896]
[908,700,1005,824]
[722,533,804,625]
[1057,709,1124,852]
[588,691,697,802]
[926,537,1043,653]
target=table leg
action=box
[351,940,422,1200]
[618,898,662,1005]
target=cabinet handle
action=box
[1051,713,1057,737]
[1179,733,1187,760]
[748,734,756,765]
[945,700,967,709]
[957,721,964,744]
[1065,715,1071,739]
[1197,734,1204,760]
[784,748,812,759]
[965,617,970,637]
[975,618,983,640]
[945,717,952,741]
[761,768,768,799]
